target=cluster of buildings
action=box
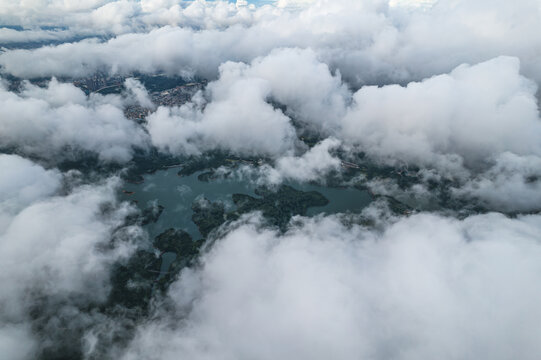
[73,74,124,94]
[150,82,204,107]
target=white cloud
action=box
[0,154,61,228]
[0,324,36,360]
[1,0,540,88]
[0,155,140,358]
[245,48,349,133]
[0,78,148,162]
[389,0,435,8]
[146,61,297,156]
[259,137,342,183]
[124,77,155,108]
[456,152,541,212]
[145,48,346,157]
[0,0,263,41]
[341,56,541,173]
[144,51,541,209]
[121,211,541,360]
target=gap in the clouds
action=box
[121,166,374,240]
[0,25,101,50]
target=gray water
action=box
[121,168,372,239]
[158,252,177,279]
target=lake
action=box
[121,167,373,239]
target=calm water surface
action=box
[122,168,372,239]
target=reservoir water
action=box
[121,167,372,239]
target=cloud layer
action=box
[1,1,541,359]
[121,212,541,360]
[0,155,140,358]
[1,0,540,86]
[0,78,148,162]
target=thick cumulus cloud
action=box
[0,154,61,217]
[146,61,297,157]
[0,156,64,358]
[0,77,148,162]
[455,153,541,212]
[255,137,342,184]
[1,0,541,87]
[145,48,346,157]
[0,0,259,36]
[245,48,349,132]
[342,56,541,170]
[0,24,277,79]
[121,212,541,360]
[144,49,541,211]
[0,3,390,80]
[338,55,541,211]
[272,137,341,181]
[124,77,155,109]
[0,154,140,359]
